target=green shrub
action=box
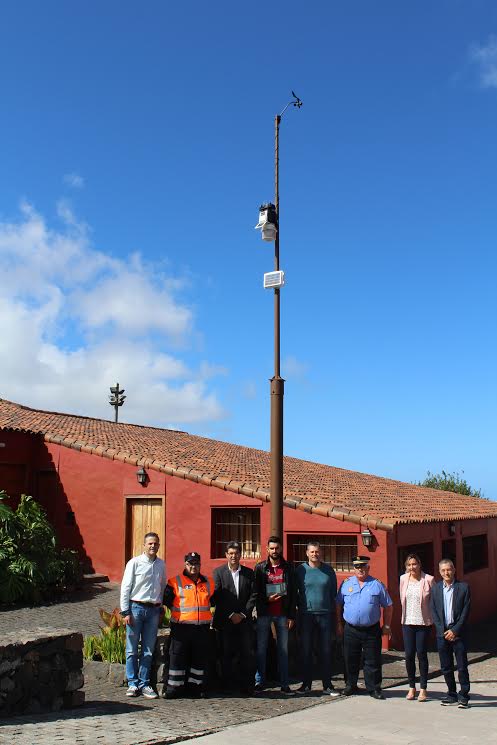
[83,608,127,664]
[83,634,100,660]
[0,490,81,605]
[83,606,169,664]
[83,627,126,664]
[160,606,171,628]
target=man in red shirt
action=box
[253,536,297,694]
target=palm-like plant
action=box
[0,490,80,605]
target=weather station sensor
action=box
[264,270,285,289]
[255,203,277,242]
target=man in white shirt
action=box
[120,532,167,698]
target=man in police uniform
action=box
[163,552,215,699]
[336,555,393,699]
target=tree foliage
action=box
[0,490,81,605]
[418,471,482,498]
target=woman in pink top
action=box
[399,553,434,702]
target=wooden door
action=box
[126,498,164,561]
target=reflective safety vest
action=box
[168,573,214,625]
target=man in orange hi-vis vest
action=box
[163,551,216,699]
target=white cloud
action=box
[0,202,226,426]
[470,35,497,88]
[73,268,192,337]
[242,381,257,400]
[63,172,85,189]
[282,355,310,381]
[198,361,229,379]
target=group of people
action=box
[120,533,471,708]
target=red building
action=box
[1,397,496,649]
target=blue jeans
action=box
[125,602,161,688]
[299,613,332,688]
[255,615,289,687]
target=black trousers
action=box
[402,624,431,689]
[344,622,382,692]
[218,620,255,690]
[437,635,470,702]
[166,623,210,693]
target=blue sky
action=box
[0,1,496,498]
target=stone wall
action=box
[0,627,84,716]
[83,628,171,693]
[153,628,171,695]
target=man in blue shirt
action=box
[295,540,340,696]
[336,555,393,700]
[430,558,471,708]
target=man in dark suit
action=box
[213,540,256,694]
[430,558,471,708]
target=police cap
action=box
[184,551,201,564]
[352,555,370,566]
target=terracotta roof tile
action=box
[1,398,496,531]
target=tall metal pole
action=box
[256,92,301,539]
[270,113,284,539]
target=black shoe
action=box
[296,684,311,694]
[342,685,359,696]
[370,689,385,700]
[281,686,295,695]
[254,683,265,693]
[240,687,254,696]
[441,696,458,706]
[163,689,180,700]
[458,700,470,709]
[323,686,341,698]
[187,687,205,699]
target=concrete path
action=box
[190,673,497,745]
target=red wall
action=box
[2,429,496,651]
[0,430,40,501]
[393,518,497,646]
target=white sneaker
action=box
[126,685,139,697]
[141,685,158,699]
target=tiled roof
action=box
[1,398,496,531]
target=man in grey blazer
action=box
[430,558,471,708]
[213,541,256,694]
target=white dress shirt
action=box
[230,566,241,597]
[120,553,167,612]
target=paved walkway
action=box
[189,670,497,745]
[2,582,121,638]
[1,584,496,744]
[1,659,496,745]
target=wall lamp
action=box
[136,467,148,486]
[449,523,456,536]
[361,528,374,548]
